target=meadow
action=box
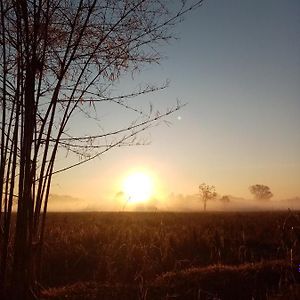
[41,211,300,299]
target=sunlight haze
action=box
[51,0,300,210]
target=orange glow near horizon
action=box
[122,172,154,204]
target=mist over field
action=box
[1,0,299,298]
[48,193,300,212]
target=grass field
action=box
[40,211,300,299]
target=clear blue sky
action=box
[52,0,300,206]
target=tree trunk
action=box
[11,52,36,299]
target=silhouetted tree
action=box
[198,183,217,211]
[220,195,230,203]
[0,0,203,298]
[249,184,273,201]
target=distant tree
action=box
[249,184,273,201]
[220,195,230,203]
[198,183,217,211]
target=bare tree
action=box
[0,0,204,298]
[198,183,217,211]
[249,184,273,201]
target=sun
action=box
[122,172,153,203]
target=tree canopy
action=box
[249,184,273,201]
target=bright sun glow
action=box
[122,172,153,203]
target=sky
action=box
[51,0,300,210]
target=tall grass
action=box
[40,212,300,299]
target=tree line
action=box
[198,183,273,211]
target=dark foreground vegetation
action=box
[40,211,300,299]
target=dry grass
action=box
[39,211,300,299]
